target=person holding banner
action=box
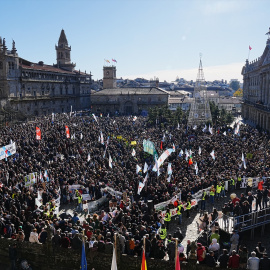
[164,208,171,229]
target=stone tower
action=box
[187,58,212,126]
[55,29,76,71]
[103,66,116,89]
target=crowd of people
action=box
[0,113,270,269]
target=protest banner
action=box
[0,142,16,160]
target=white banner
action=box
[153,148,174,172]
[0,142,16,160]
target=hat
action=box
[197,243,202,247]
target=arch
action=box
[124,101,133,115]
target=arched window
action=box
[0,61,3,69]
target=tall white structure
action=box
[187,58,212,126]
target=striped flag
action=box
[141,250,147,270]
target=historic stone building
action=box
[0,29,91,118]
[91,66,168,115]
[242,27,270,130]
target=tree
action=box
[230,80,240,91]
[233,88,243,97]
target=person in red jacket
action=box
[197,243,206,264]
[228,250,240,269]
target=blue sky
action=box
[1,0,269,82]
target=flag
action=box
[198,146,201,156]
[111,246,117,270]
[143,173,148,184]
[109,155,113,168]
[175,251,180,270]
[223,131,227,136]
[52,113,54,123]
[132,149,136,157]
[193,125,197,130]
[80,133,83,140]
[209,124,213,134]
[202,124,207,132]
[131,141,137,145]
[65,125,70,139]
[188,157,193,166]
[172,143,176,152]
[87,153,91,162]
[136,164,142,174]
[141,250,147,270]
[44,170,49,182]
[36,127,41,140]
[137,182,145,195]
[185,149,189,161]
[143,162,148,173]
[92,113,98,124]
[100,131,104,145]
[80,242,87,270]
[40,171,43,183]
[177,123,180,130]
[167,163,172,175]
[71,133,75,140]
[249,45,252,50]
[160,141,163,150]
[112,59,117,63]
[167,174,171,182]
[210,150,215,160]
[242,153,247,169]
[179,149,183,157]
[194,162,198,175]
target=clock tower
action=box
[103,66,116,89]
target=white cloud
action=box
[123,62,244,82]
[201,0,241,15]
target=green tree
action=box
[230,80,240,91]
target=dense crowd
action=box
[1,113,270,269]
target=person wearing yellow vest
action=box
[164,208,171,229]
[177,202,183,225]
[77,193,83,212]
[186,198,191,218]
[236,175,242,190]
[216,183,222,201]
[159,224,167,240]
[201,190,207,212]
[230,178,235,191]
[209,185,215,205]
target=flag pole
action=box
[175,238,178,269]
[143,235,146,253]
[114,232,117,260]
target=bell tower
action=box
[55,29,76,71]
[103,66,116,89]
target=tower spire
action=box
[187,55,212,126]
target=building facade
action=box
[0,30,91,118]
[91,66,168,115]
[242,28,270,130]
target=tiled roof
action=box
[20,63,76,74]
[92,87,168,95]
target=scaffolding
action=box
[187,58,212,126]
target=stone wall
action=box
[0,236,226,270]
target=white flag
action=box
[177,123,180,130]
[198,146,202,156]
[167,174,171,182]
[209,124,213,134]
[71,133,75,140]
[100,131,104,145]
[133,116,137,121]
[194,162,198,175]
[172,143,176,152]
[109,155,113,168]
[136,164,141,174]
[87,153,91,162]
[152,148,174,171]
[52,113,54,122]
[111,246,118,270]
[132,149,136,157]
[143,173,148,184]
[80,133,83,140]
[193,125,197,130]
[143,162,148,173]
[92,113,98,124]
[185,149,189,161]
[223,131,227,136]
[137,182,145,195]
[210,150,215,160]
[242,153,247,169]
[202,124,207,132]
[179,149,184,157]
[167,163,172,175]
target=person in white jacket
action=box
[29,229,41,244]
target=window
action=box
[0,62,3,69]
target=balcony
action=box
[244,99,270,112]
